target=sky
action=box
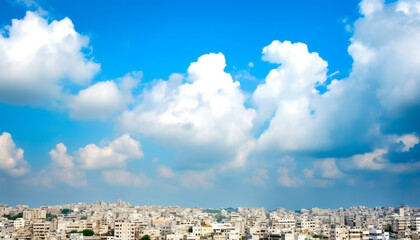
[0,0,420,210]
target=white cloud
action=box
[0,11,100,105]
[347,132,420,171]
[119,53,255,167]
[75,134,143,170]
[102,170,150,187]
[396,0,420,15]
[233,70,257,82]
[253,40,331,151]
[251,168,268,186]
[396,133,419,152]
[34,136,145,187]
[226,140,256,169]
[68,72,141,120]
[277,167,303,187]
[350,0,420,110]
[348,147,420,173]
[0,132,29,176]
[352,149,388,170]
[180,170,215,189]
[274,157,303,187]
[45,143,86,187]
[157,164,176,179]
[359,0,384,16]
[303,159,343,187]
[305,158,344,179]
[253,0,420,158]
[347,40,376,65]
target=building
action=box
[114,221,137,240]
[32,221,51,240]
[362,230,389,240]
[14,218,25,230]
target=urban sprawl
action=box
[1,201,420,240]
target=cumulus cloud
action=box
[0,132,29,176]
[396,133,419,152]
[43,143,86,187]
[347,147,420,173]
[347,40,376,65]
[157,164,176,179]
[226,140,256,169]
[34,135,144,187]
[119,53,255,168]
[351,149,388,170]
[359,0,384,16]
[102,170,150,187]
[0,11,100,105]
[303,159,343,187]
[304,158,344,179]
[396,0,420,15]
[75,134,143,170]
[348,132,420,172]
[251,0,420,166]
[350,0,420,111]
[253,40,331,151]
[68,72,141,120]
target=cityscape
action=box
[1,202,420,240]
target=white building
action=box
[413,216,420,233]
[13,218,25,230]
[362,230,389,240]
[212,223,236,233]
[70,233,84,240]
[114,221,137,240]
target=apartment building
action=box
[114,220,137,240]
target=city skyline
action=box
[1,0,420,209]
[1,201,419,240]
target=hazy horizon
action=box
[3,200,418,212]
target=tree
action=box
[215,213,227,223]
[61,209,72,214]
[3,212,23,220]
[46,213,57,221]
[82,229,94,236]
[141,234,151,240]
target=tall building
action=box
[414,216,420,233]
[32,221,51,240]
[114,220,137,240]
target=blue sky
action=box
[0,0,420,209]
